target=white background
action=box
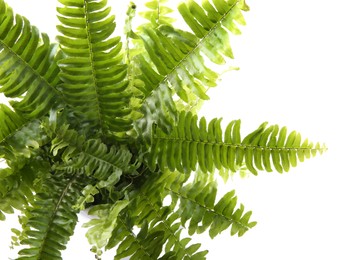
[1,0,352,259]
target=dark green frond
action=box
[17,172,85,259]
[100,171,207,260]
[104,169,251,259]
[148,111,326,174]
[57,0,132,137]
[135,0,248,138]
[0,1,62,118]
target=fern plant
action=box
[0,0,326,259]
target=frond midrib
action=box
[156,0,161,24]
[142,1,240,101]
[37,174,79,258]
[0,41,63,100]
[82,1,104,133]
[155,136,325,153]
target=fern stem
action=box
[82,1,104,135]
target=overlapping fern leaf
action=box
[56,0,132,137]
[115,172,208,259]
[16,172,86,259]
[84,169,254,259]
[84,170,208,259]
[149,111,326,175]
[0,105,49,220]
[0,0,62,118]
[134,0,248,137]
[43,118,134,208]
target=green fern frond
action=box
[146,170,255,239]
[167,176,256,238]
[0,1,62,118]
[56,0,132,137]
[105,169,251,258]
[130,174,207,259]
[135,0,248,137]
[111,218,166,260]
[86,197,168,260]
[149,111,326,175]
[16,172,85,259]
[90,170,207,259]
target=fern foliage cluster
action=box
[0,0,326,259]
